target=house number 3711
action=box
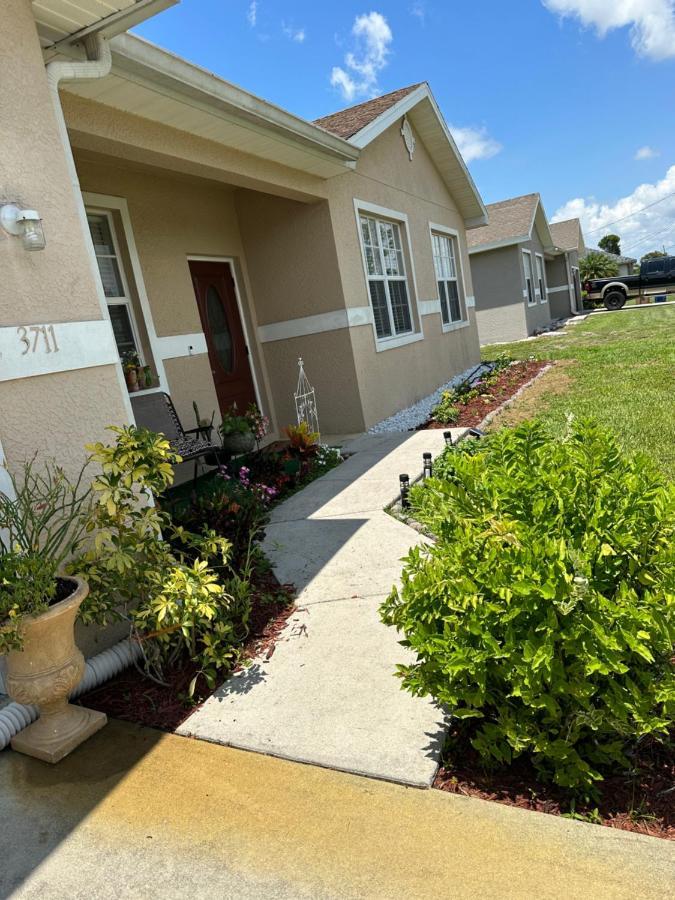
[17,324,60,355]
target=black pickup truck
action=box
[583,255,675,309]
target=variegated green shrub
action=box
[381,420,675,792]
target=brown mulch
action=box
[421,360,549,429]
[434,728,674,840]
[77,570,295,733]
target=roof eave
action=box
[40,0,179,52]
[347,84,488,227]
[468,234,531,255]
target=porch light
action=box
[1,204,46,251]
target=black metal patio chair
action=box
[130,391,223,480]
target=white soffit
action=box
[33,0,177,48]
[62,34,359,179]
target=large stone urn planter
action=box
[4,576,106,763]
[221,431,255,455]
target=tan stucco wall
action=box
[0,3,129,485]
[74,154,276,433]
[325,119,480,426]
[471,246,528,345]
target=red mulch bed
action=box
[434,727,674,840]
[77,571,295,733]
[421,360,549,429]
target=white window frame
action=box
[354,199,423,352]
[86,207,146,365]
[83,192,168,394]
[522,249,536,306]
[535,252,548,304]
[428,222,470,332]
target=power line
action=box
[585,189,675,235]
[622,219,675,255]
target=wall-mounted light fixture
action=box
[1,204,46,251]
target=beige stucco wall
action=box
[324,119,481,426]
[0,2,129,484]
[471,246,528,345]
[74,153,276,433]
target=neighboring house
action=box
[467,194,557,344]
[2,1,488,504]
[548,218,586,319]
[583,247,637,277]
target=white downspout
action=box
[45,34,136,424]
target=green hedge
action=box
[381,421,675,792]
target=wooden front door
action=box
[189,260,256,416]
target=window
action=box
[432,232,464,325]
[535,254,547,303]
[86,211,141,360]
[359,214,414,340]
[522,250,535,305]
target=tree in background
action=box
[580,251,619,281]
[640,250,668,262]
[598,233,621,256]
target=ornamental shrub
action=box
[381,420,675,793]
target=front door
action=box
[189,260,256,415]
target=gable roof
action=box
[467,193,554,253]
[315,82,488,228]
[314,84,423,140]
[550,218,585,254]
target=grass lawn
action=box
[481,306,675,479]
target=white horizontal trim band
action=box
[156,332,208,359]
[546,285,570,294]
[466,294,476,308]
[257,306,372,343]
[419,299,441,316]
[0,319,118,383]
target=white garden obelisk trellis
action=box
[294,357,320,439]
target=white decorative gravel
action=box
[368,364,480,433]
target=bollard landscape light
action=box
[399,473,410,509]
[443,431,453,446]
[423,452,432,479]
[1,203,46,251]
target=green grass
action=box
[481,307,675,479]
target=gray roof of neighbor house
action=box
[467,193,550,251]
[314,84,424,139]
[550,218,584,252]
[585,248,637,264]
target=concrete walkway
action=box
[2,721,673,899]
[179,430,458,786]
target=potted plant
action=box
[219,404,257,454]
[0,458,106,763]
[122,351,153,393]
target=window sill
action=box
[441,318,471,334]
[374,331,424,353]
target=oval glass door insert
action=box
[206,284,234,373]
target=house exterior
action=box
[1,0,488,506]
[467,194,558,344]
[548,218,586,319]
[583,247,637,277]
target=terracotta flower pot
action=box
[5,576,106,764]
[125,367,139,392]
[221,431,255,454]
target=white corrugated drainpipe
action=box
[0,638,142,750]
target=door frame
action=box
[187,255,264,416]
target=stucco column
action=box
[0,1,131,480]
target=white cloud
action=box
[283,23,306,43]
[450,125,502,163]
[330,12,393,101]
[542,0,675,60]
[552,165,675,256]
[247,1,257,28]
[635,145,659,160]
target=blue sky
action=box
[134,1,675,257]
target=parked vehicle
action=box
[583,255,675,310]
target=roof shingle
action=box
[313,83,424,140]
[550,218,582,252]
[466,194,539,249]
